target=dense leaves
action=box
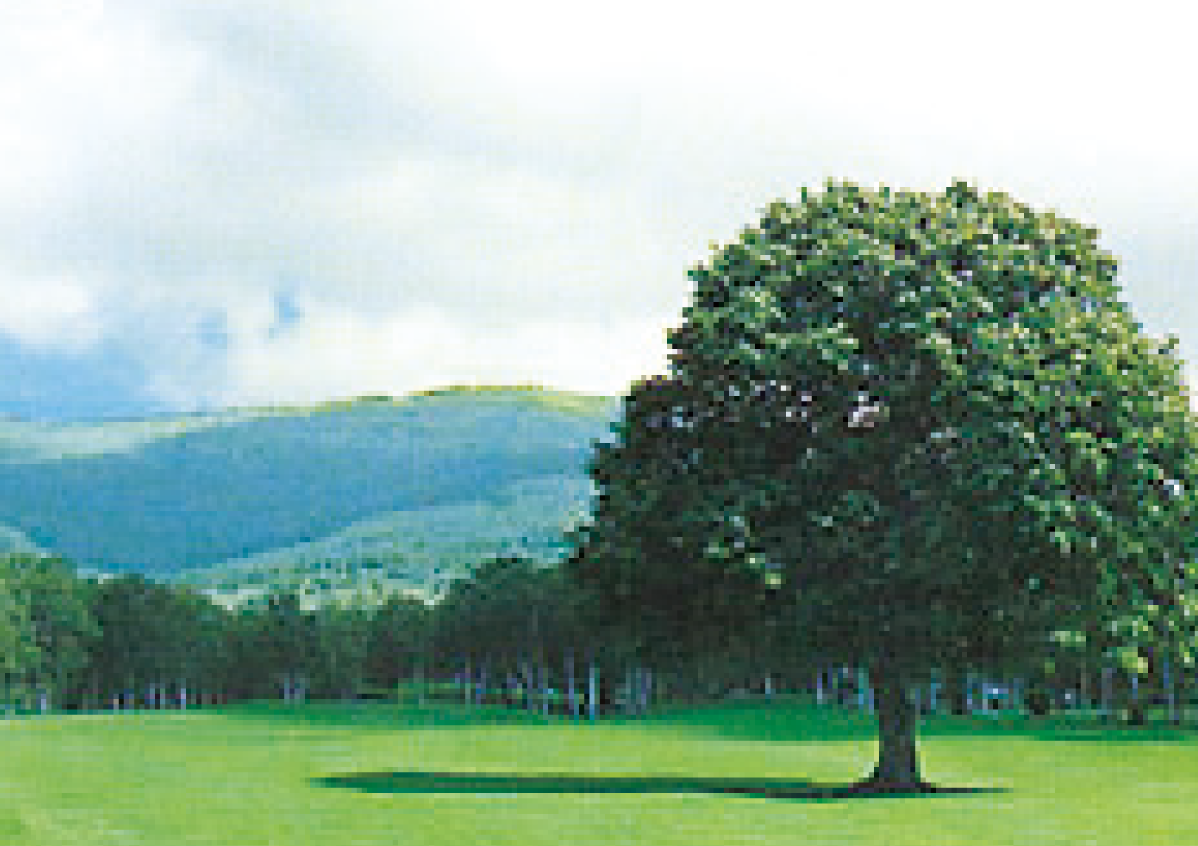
[574,179,1198,672]
[364,593,430,689]
[0,554,95,703]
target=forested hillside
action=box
[0,386,618,601]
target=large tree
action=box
[568,179,1198,790]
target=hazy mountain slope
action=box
[0,387,619,584]
[183,473,595,601]
[0,522,48,556]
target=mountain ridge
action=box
[0,385,621,601]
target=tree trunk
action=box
[587,659,598,722]
[521,660,534,714]
[942,667,967,715]
[857,667,873,713]
[566,652,578,719]
[1100,665,1114,721]
[1164,655,1179,725]
[1127,670,1145,725]
[861,663,930,791]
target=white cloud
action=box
[1,0,1196,415]
[0,3,205,211]
[0,272,104,350]
[203,298,673,408]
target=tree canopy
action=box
[568,178,1198,788]
[0,554,96,705]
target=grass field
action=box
[2,697,1197,845]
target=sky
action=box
[1,0,1196,421]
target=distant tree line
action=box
[0,550,1192,724]
[0,552,429,712]
[0,551,645,717]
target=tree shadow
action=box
[313,770,1007,802]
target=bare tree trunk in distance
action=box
[1128,669,1145,725]
[1164,655,1178,725]
[566,652,578,719]
[588,659,598,722]
[1101,665,1114,721]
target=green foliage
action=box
[0,553,96,700]
[87,574,222,699]
[311,600,373,698]
[0,557,37,678]
[364,593,430,688]
[432,556,584,669]
[570,178,1198,680]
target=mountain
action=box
[0,386,620,603]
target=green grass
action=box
[2,697,1197,845]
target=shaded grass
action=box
[1,698,1197,845]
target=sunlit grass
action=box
[2,697,1196,845]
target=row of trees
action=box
[0,544,1192,725]
[0,550,676,716]
[0,549,702,717]
[0,553,428,712]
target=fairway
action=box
[3,699,1197,845]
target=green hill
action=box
[0,386,620,603]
